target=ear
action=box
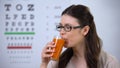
[81,25,90,36]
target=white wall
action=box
[0,0,120,68]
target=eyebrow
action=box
[59,23,73,26]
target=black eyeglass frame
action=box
[56,24,82,32]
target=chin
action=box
[63,44,68,48]
[63,44,71,48]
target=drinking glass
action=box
[51,36,65,61]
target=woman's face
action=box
[60,14,86,48]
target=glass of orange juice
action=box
[51,36,65,61]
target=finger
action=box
[41,42,55,58]
[42,47,55,55]
[42,52,53,58]
[45,44,56,50]
[46,41,55,45]
[45,48,55,53]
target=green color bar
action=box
[4,32,35,35]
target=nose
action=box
[60,28,66,36]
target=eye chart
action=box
[1,2,35,68]
[1,0,120,68]
[0,0,70,68]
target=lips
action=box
[61,37,68,46]
[63,41,68,48]
[63,39,68,46]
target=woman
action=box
[40,4,120,68]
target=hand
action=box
[40,41,55,67]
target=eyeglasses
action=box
[56,24,82,32]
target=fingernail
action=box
[51,53,53,56]
[52,49,55,52]
[52,42,55,44]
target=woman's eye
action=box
[65,25,71,30]
[66,26,70,29]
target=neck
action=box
[71,42,88,68]
[72,41,86,59]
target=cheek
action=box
[67,32,83,46]
[71,36,81,45]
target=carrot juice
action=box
[52,37,65,61]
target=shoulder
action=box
[47,60,58,68]
[98,50,120,68]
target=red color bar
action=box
[7,46,32,49]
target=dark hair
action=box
[58,5,102,68]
